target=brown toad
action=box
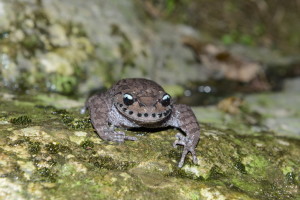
[86,78,200,167]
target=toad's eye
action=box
[161,94,171,107]
[123,93,134,106]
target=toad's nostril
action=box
[139,102,146,107]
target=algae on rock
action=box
[0,90,299,200]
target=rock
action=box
[39,53,73,76]
[1,0,297,96]
[1,0,272,95]
[0,88,299,200]
[245,91,300,138]
[48,24,69,47]
[283,78,300,93]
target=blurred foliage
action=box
[140,0,300,54]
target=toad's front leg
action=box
[87,94,137,143]
[169,104,200,168]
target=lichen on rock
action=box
[0,89,299,200]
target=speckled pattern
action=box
[86,78,200,167]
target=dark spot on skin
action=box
[123,108,127,112]
[119,104,123,107]
[152,113,156,117]
[129,111,133,115]
[164,112,168,116]
[144,113,148,117]
[158,113,162,118]
[137,113,142,117]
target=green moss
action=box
[70,118,91,130]
[243,155,269,177]
[88,156,135,171]
[189,192,201,200]
[45,143,60,154]
[48,74,78,95]
[231,177,261,194]
[167,166,200,180]
[166,148,182,161]
[233,160,247,174]
[51,109,91,130]
[80,140,94,150]
[1,87,300,199]
[35,105,56,110]
[9,136,30,146]
[45,142,70,154]
[47,159,58,167]
[61,114,74,124]
[28,141,41,154]
[21,35,42,52]
[285,172,297,185]
[10,115,32,125]
[35,167,57,183]
[259,180,295,200]
[61,115,91,130]
[208,165,225,180]
[281,165,295,176]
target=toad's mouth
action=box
[114,103,172,124]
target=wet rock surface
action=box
[0,90,299,200]
[0,0,204,94]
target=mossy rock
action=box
[0,90,299,200]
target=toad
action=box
[86,78,200,167]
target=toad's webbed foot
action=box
[173,133,198,168]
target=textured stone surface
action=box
[0,89,299,200]
[0,0,203,94]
